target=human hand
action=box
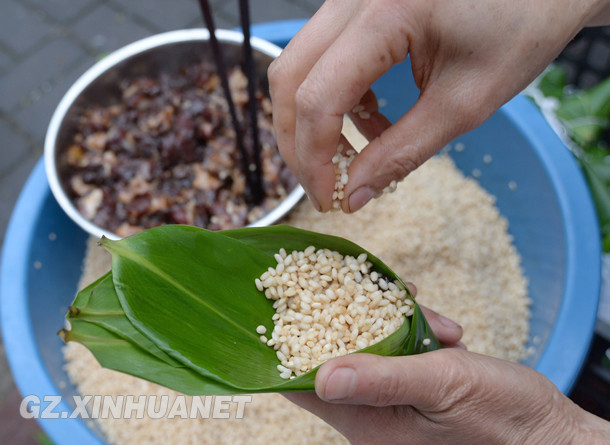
[285,296,608,445]
[269,0,610,213]
[283,286,609,444]
[285,349,610,444]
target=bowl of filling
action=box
[44,28,303,240]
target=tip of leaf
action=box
[98,235,120,254]
[67,305,81,318]
[57,328,69,343]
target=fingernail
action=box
[304,189,321,212]
[348,186,376,212]
[439,314,460,329]
[321,367,357,401]
[457,341,468,350]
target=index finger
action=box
[268,0,357,209]
[293,5,411,211]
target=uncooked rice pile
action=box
[63,154,530,445]
[256,247,414,378]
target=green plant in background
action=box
[59,225,439,395]
[35,431,54,445]
[529,67,610,251]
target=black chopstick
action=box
[197,0,263,204]
[239,0,263,203]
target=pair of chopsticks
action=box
[198,0,264,204]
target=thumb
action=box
[344,86,486,212]
[315,350,470,410]
[419,305,465,348]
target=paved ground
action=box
[0,1,321,442]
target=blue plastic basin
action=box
[0,20,600,445]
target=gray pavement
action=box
[0,1,321,442]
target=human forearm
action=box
[585,0,610,26]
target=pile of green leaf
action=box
[60,225,439,395]
[528,67,610,251]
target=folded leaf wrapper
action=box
[61,225,440,395]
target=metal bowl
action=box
[44,29,304,240]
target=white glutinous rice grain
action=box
[63,154,530,445]
[255,247,413,378]
[331,144,402,211]
[382,180,398,195]
[331,144,356,211]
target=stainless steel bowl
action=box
[44,29,304,240]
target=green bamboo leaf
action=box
[61,318,239,395]
[100,225,440,393]
[403,304,437,354]
[68,272,179,365]
[102,226,282,390]
[62,274,245,395]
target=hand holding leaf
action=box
[61,225,440,395]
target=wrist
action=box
[576,408,610,444]
[507,385,593,445]
[527,395,610,445]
